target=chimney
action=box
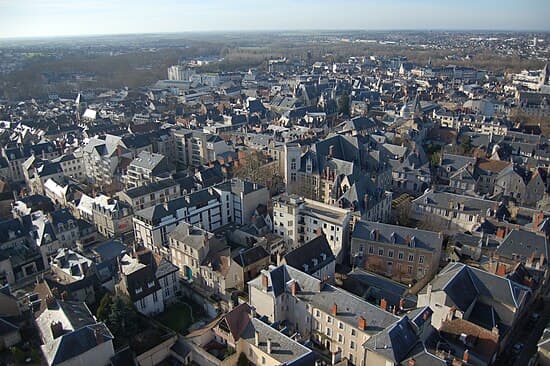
[332,303,338,316]
[46,295,56,309]
[423,311,429,320]
[255,330,260,346]
[261,273,269,291]
[60,291,69,301]
[50,321,64,339]
[540,251,546,267]
[329,145,334,158]
[496,262,506,277]
[463,349,469,363]
[267,338,272,354]
[408,359,416,366]
[380,298,388,311]
[529,251,536,265]
[399,298,405,311]
[496,227,505,238]
[290,280,297,296]
[358,316,366,330]
[94,327,104,344]
[375,229,380,241]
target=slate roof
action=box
[283,235,335,275]
[122,178,178,199]
[363,316,419,363]
[233,246,270,268]
[496,229,548,262]
[43,322,113,366]
[422,262,530,329]
[352,220,443,252]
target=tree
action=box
[233,149,282,195]
[338,92,350,115]
[96,293,113,322]
[106,295,139,340]
[460,135,472,154]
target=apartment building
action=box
[248,264,399,365]
[272,194,352,263]
[118,178,181,211]
[350,221,443,285]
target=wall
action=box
[136,335,177,366]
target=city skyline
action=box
[1,0,549,39]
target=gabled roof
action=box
[283,235,335,275]
[233,246,270,268]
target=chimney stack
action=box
[329,145,334,158]
[261,273,269,291]
[50,321,63,339]
[255,331,260,346]
[267,338,272,354]
[332,303,338,316]
[94,327,104,344]
[358,316,366,331]
[408,359,416,366]
[290,280,297,296]
[496,262,506,277]
[380,298,388,311]
[463,349,469,363]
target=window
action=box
[388,250,394,258]
[351,329,356,336]
[350,340,355,349]
[408,254,414,262]
[326,328,331,336]
[140,298,145,308]
[398,252,404,260]
[408,266,413,274]
[378,248,384,256]
[368,246,374,254]
[339,322,344,330]
[153,292,158,303]
[419,255,425,264]
[338,334,343,342]
[316,310,320,317]
[327,316,332,323]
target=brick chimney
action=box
[463,349,469,363]
[408,359,415,366]
[358,316,366,331]
[380,298,388,311]
[496,227,505,239]
[290,280,297,296]
[332,303,338,316]
[316,227,324,237]
[261,273,269,291]
[423,311,430,320]
[540,251,546,267]
[496,262,506,277]
[375,229,380,241]
[399,298,405,311]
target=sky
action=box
[0,0,549,39]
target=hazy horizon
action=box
[1,0,549,39]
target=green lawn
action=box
[156,303,193,334]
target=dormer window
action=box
[136,287,143,294]
[147,281,155,288]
